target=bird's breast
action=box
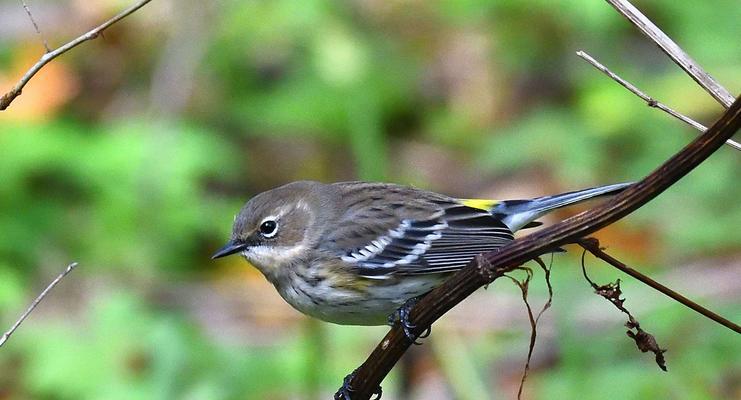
[272,258,444,326]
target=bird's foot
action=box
[387,296,431,344]
[334,369,382,400]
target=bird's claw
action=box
[334,369,382,400]
[387,296,431,344]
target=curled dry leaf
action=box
[581,249,668,371]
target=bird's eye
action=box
[259,219,278,237]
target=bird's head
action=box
[212,181,326,278]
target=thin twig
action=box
[512,257,554,400]
[504,269,535,400]
[20,0,50,52]
[578,238,740,334]
[0,262,79,348]
[577,51,705,131]
[0,0,152,111]
[604,0,735,108]
[576,50,741,151]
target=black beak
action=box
[211,240,248,259]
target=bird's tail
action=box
[490,182,633,231]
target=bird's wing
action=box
[324,186,513,278]
[395,203,513,275]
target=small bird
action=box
[212,180,630,329]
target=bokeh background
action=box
[1,0,739,399]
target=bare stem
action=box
[578,238,740,334]
[20,0,50,52]
[604,0,735,108]
[0,0,152,111]
[0,262,79,348]
[576,50,741,151]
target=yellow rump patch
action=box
[460,198,499,211]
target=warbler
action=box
[212,180,630,327]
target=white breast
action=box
[274,266,444,326]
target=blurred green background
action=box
[0,0,739,399]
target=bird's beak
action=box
[211,239,248,259]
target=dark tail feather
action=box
[492,182,633,231]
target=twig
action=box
[341,97,741,399]
[576,50,741,151]
[509,258,554,400]
[0,0,152,111]
[604,0,736,108]
[505,270,536,399]
[576,51,704,130]
[20,0,50,52]
[578,238,740,334]
[0,262,79,348]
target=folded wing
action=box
[339,202,514,277]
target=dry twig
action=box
[0,0,152,110]
[604,0,735,108]
[20,0,50,52]
[576,51,740,151]
[0,262,79,348]
[578,238,740,334]
[509,257,553,400]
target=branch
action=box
[577,238,740,334]
[0,262,79,348]
[576,50,741,152]
[0,0,152,111]
[604,0,736,108]
[342,97,741,399]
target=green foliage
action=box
[0,120,238,274]
[12,293,303,400]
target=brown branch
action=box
[576,50,741,152]
[0,0,152,111]
[0,262,79,348]
[604,0,736,108]
[578,238,740,334]
[341,97,741,399]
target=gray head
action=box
[212,181,332,275]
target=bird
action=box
[212,180,630,332]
